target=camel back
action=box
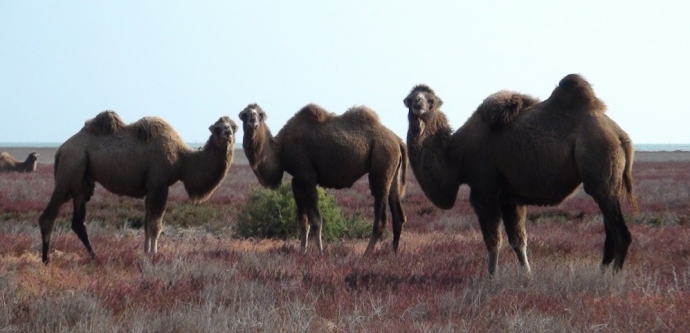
[475,91,541,128]
[0,152,17,163]
[84,110,126,135]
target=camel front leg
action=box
[470,192,503,277]
[144,187,168,254]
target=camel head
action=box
[238,104,267,131]
[404,84,443,117]
[28,152,39,162]
[208,116,237,149]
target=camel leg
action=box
[582,174,632,272]
[501,203,531,275]
[291,180,310,252]
[364,170,392,256]
[144,187,168,254]
[292,178,322,253]
[388,183,406,253]
[71,192,95,259]
[470,192,503,276]
[594,198,631,272]
[38,190,70,264]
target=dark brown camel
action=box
[38,110,237,264]
[239,103,407,255]
[403,74,636,276]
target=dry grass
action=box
[0,149,689,332]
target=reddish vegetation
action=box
[0,159,689,331]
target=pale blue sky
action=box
[1,1,688,144]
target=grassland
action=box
[0,149,688,332]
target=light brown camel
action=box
[38,110,237,264]
[0,152,39,172]
[239,103,407,255]
[403,74,636,276]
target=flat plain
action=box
[1,147,688,332]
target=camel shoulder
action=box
[476,90,540,129]
[83,110,127,135]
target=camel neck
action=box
[180,138,234,202]
[242,124,284,189]
[406,110,461,209]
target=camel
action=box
[238,103,407,255]
[38,110,237,264]
[403,74,636,276]
[0,152,39,172]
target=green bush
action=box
[236,182,371,241]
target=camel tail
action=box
[622,138,638,213]
[398,141,408,198]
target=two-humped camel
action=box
[403,74,636,276]
[0,152,39,172]
[239,103,407,255]
[38,110,237,264]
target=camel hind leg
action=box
[144,186,168,254]
[70,180,96,259]
[39,189,70,264]
[292,178,323,253]
[387,170,406,253]
[501,203,531,275]
[579,149,632,272]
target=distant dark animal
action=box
[403,74,636,276]
[239,103,407,255]
[0,152,38,172]
[38,110,237,264]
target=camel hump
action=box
[477,90,540,128]
[295,103,335,123]
[132,116,173,141]
[550,74,606,112]
[84,110,126,135]
[342,105,381,123]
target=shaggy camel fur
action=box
[0,152,38,172]
[239,103,407,255]
[403,74,636,276]
[38,110,237,264]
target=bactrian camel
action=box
[403,74,636,276]
[38,110,237,264]
[239,103,407,255]
[0,152,38,172]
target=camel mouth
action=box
[409,106,427,116]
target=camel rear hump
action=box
[84,110,126,135]
[341,105,381,124]
[547,74,607,112]
[295,104,335,123]
[476,90,540,128]
[132,117,174,142]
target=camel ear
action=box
[208,125,215,133]
[259,112,267,122]
[403,97,410,108]
[238,111,247,122]
[231,123,238,133]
